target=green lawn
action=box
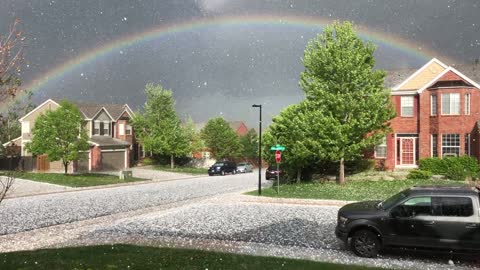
[153,165,208,175]
[11,172,147,187]
[0,245,383,270]
[248,179,465,201]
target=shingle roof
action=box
[89,136,130,147]
[74,103,130,120]
[229,121,246,131]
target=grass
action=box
[9,172,147,187]
[153,165,208,175]
[247,179,465,201]
[0,245,383,270]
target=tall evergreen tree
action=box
[300,21,396,184]
[131,83,190,168]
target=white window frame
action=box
[441,93,460,115]
[442,134,460,157]
[431,134,438,157]
[103,121,110,136]
[126,124,132,135]
[431,94,437,115]
[465,93,471,115]
[401,96,414,117]
[374,137,387,159]
[93,121,100,135]
[118,123,125,136]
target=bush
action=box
[419,156,480,181]
[407,169,432,180]
[142,157,156,165]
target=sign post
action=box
[270,144,285,194]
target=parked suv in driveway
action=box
[208,161,237,176]
[335,186,480,258]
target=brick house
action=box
[229,121,249,136]
[375,58,480,170]
[16,99,139,172]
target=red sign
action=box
[275,150,281,163]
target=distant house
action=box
[374,58,480,170]
[229,121,249,136]
[17,99,140,172]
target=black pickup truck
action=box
[335,186,480,257]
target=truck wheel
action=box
[350,230,381,258]
[233,170,236,175]
[221,170,225,176]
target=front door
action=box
[399,138,416,165]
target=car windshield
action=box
[238,163,246,166]
[381,191,407,209]
[213,162,224,166]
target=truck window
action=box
[431,197,473,217]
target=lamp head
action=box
[252,104,261,108]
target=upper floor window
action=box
[465,93,471,115]
[374,136,387,158]
[94,121,110,136]
[401,96,414,117]
[21,121,30,134]
[441,93,460,115]
[430,95,437,115]
[126,124,132,135]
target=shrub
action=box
[419,156,480,181]
[142,157,156,165]
[407,169,432,180]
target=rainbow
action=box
[5,14,451,110]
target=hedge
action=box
[419,156,479,181]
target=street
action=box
[0,170,479,269]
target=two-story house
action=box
[375,58,480,170]
[16,99,138,172]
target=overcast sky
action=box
[1,0,479,126]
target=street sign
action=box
[275,150,281,163]
[270,144,286,151]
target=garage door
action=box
[101,151,125,171]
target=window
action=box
[465,134,470,156]
[465,93,471,115]
[126,124,132,135]
[393,196,432,217]
[94,121,100,135]
[21,121,30,134]
[374,137,387,158]
[441,93,460,115]
[401,96,414,117]
[118,123,125,135]
[103,121,110,136]
[432,197,473,217]
[431,94,437,115]
[431,134,438,157]
[442,134,460,157]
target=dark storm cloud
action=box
[0,0,479,126]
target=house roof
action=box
[74,103,132,120]
[89,136,130,147]
[229,121,247,131]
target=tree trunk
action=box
[63,161,68,175]
[170,154,175,169]
[296,168,301,183]
[338,158,345,185]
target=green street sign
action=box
[270,144,286,151]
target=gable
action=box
[437,70,466,82]
[397,61,447,91]
[93,109,112,121]
[19,99,60,122]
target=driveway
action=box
[5,178,72,198]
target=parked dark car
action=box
[335,186,480,258]
[265,165,285,180]
[208,161,237,176]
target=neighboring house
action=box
[18,99,139,172]
[374,58,480,170]
[229,121,249,136]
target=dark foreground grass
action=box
[154,165,208,175]
[0,245,382,270]
[12,172,147,187]
[247,179,464,201]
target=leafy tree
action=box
[263,102,323,182]
[299,21,395,184]
[0,90,35,144]
[201,117,242,160]
[183,116,204,155]
[239,128,258,160]
[26,101,89,175]
[131,83,190,168]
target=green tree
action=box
[26,101,89,175]
[131,83,190,168]
[201,117,242,160]
[183,116,204,155]
[300,21,396,184]
[239,128,258,160]
[0,90,35,145]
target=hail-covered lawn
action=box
[13,172,147,187]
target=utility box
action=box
[119,170,133,179]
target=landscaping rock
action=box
[432,175,446,180]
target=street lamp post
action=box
[252,104,262,195]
